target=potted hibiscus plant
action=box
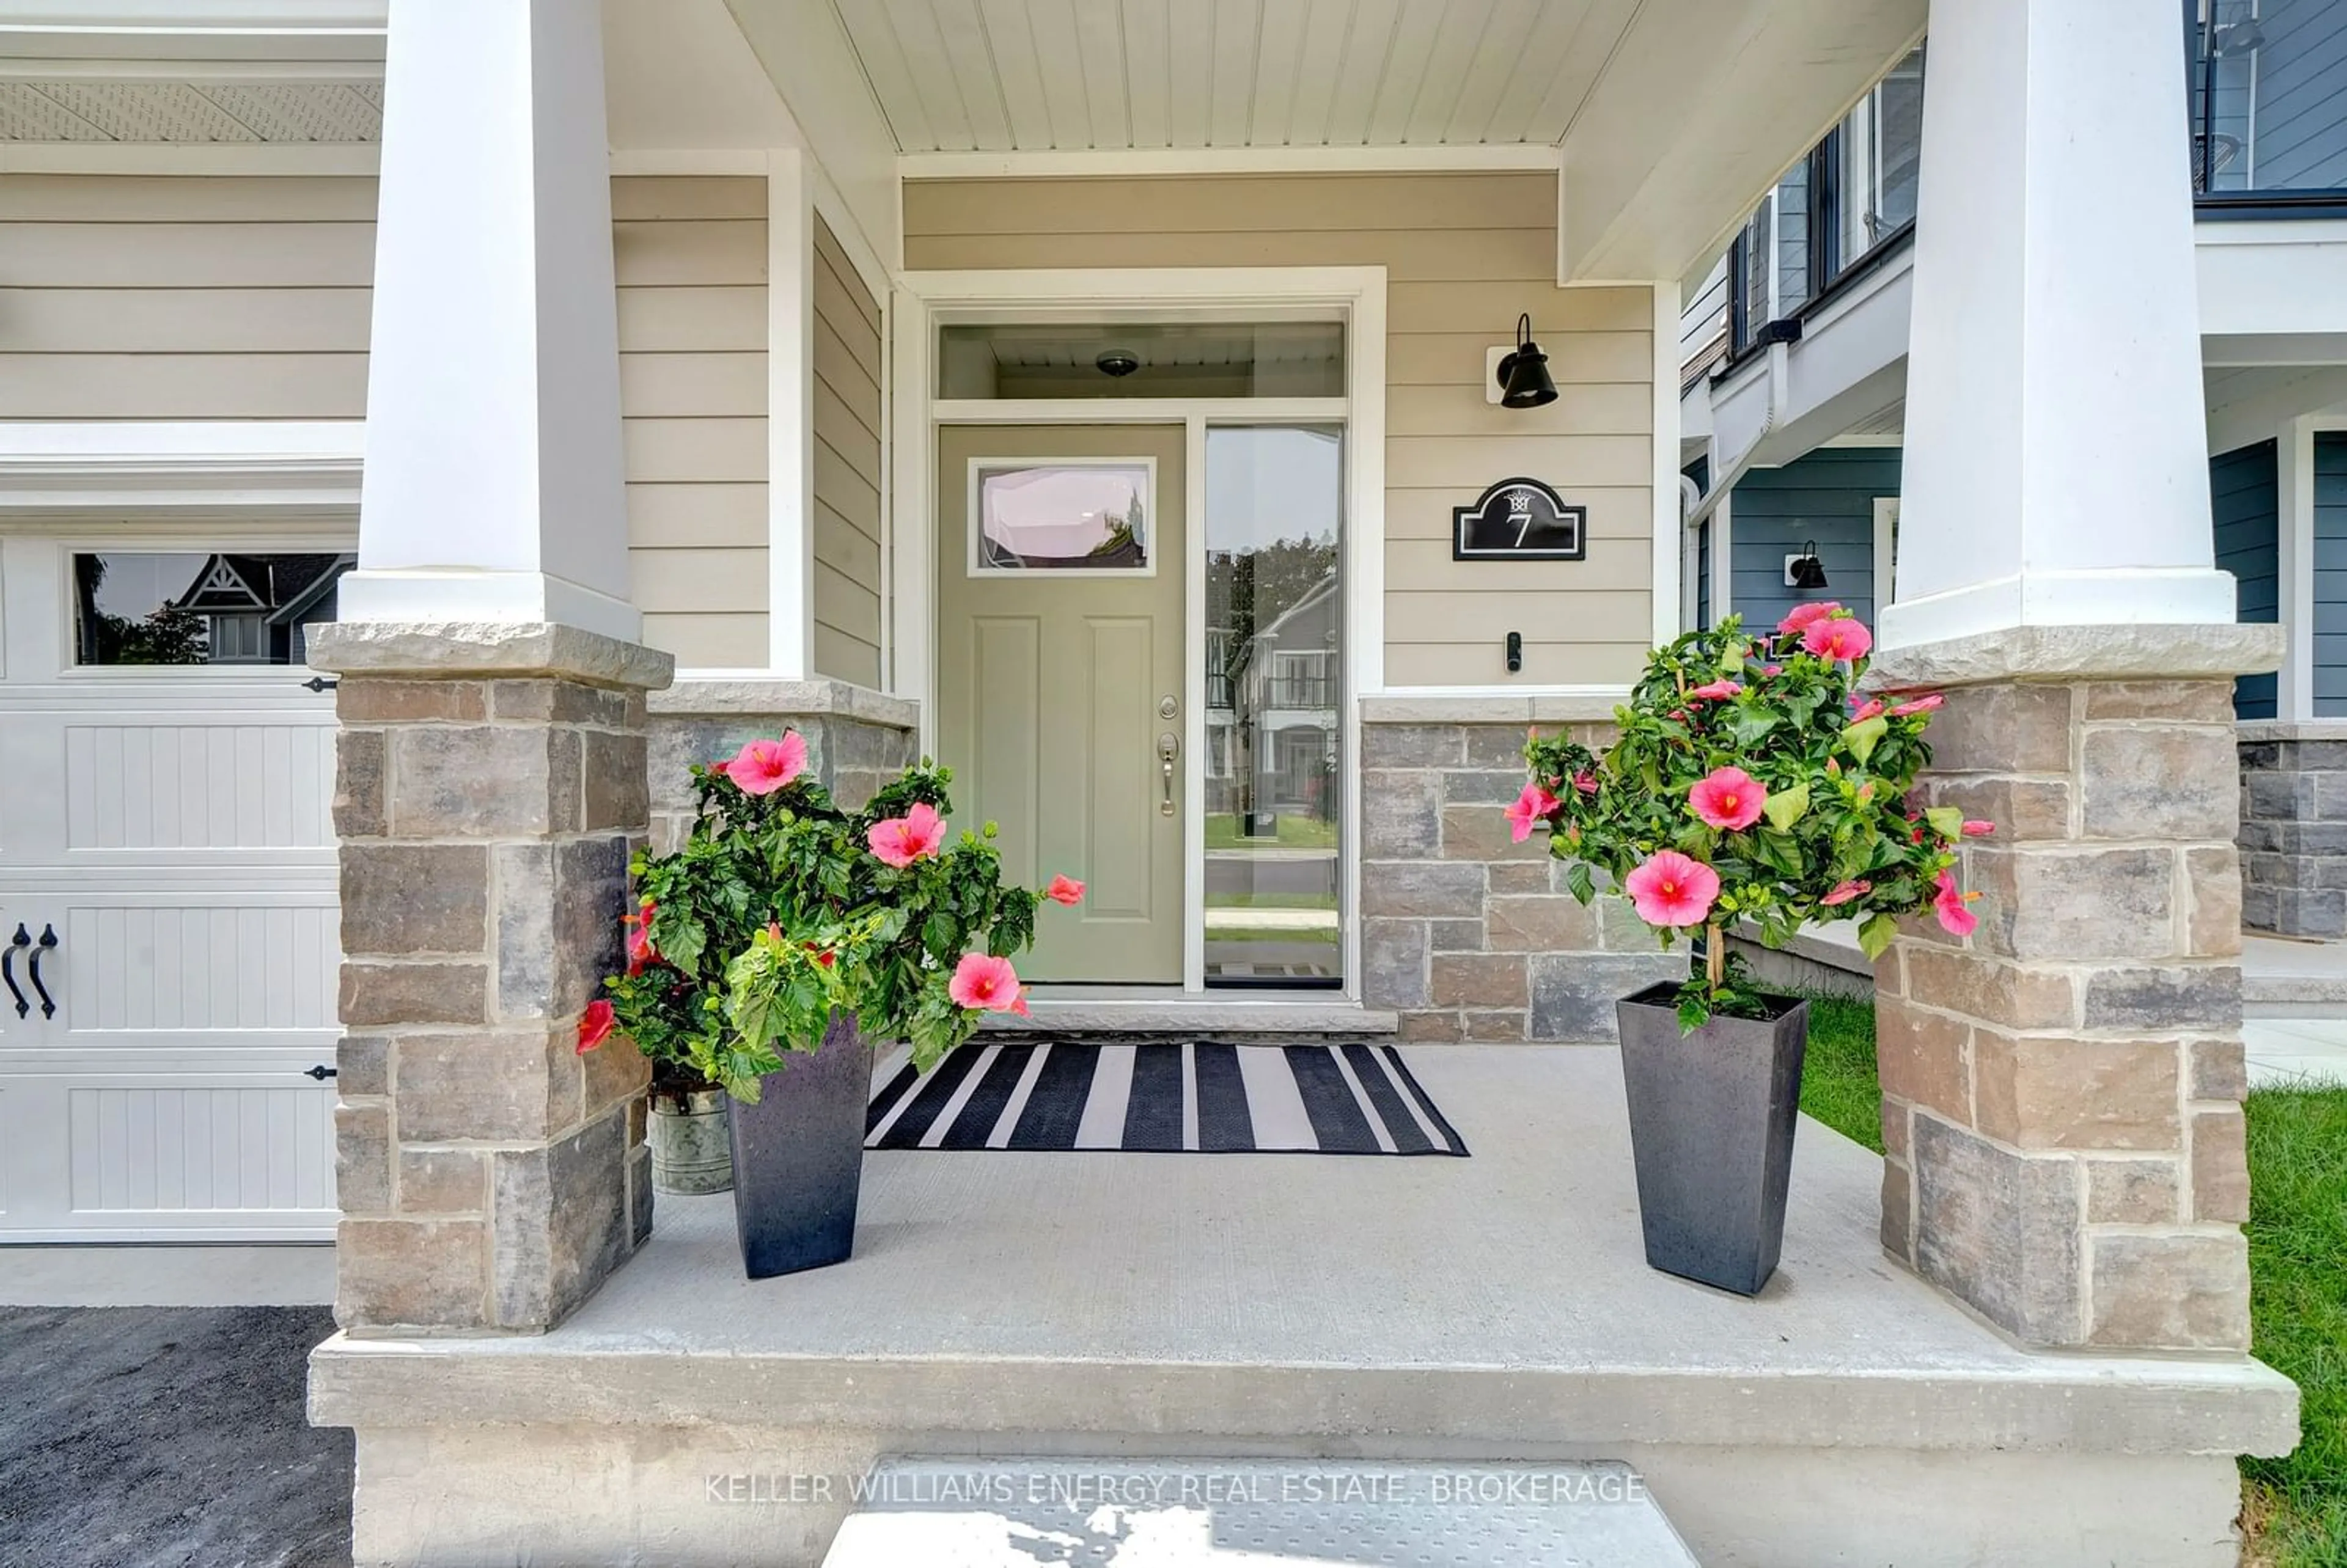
[1515,603,1986,1296]
[579,732,1084,1279]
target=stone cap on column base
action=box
[647,677,919,730]
[307,622,675,692]
[2237,719,2347,743]
[1359,689,1630,725]
[1868,623,2285,692]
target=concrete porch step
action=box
[823,1459,1700,1567]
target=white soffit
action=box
[0,79,380,141]
[826,0,1638,153]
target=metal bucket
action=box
[648,1088,735,1195]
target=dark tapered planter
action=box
[726,1012,870,1280]
[1615,983,1809,1297]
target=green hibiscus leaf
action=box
[1857,912,1900,961]
[1842,714,1889,764]
[1925,806,1964,841]
[1761,780,1809,831]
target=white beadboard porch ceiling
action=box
[830,0,1633,153]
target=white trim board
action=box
[1650,280,1682,646]
[0,422,365,511]
[891,265,1385,1001]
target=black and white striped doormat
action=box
[866,1041,1467,1156]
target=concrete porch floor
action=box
[310,1047,2296,1568]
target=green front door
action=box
[935,423,1187,984]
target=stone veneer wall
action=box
[2237,720,2347,939]
[1358,712,1684,1042]
[1870,648,2262,1352]
[646,680,920,853]
[319,624,672,1335]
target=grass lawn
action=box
[2240,1085,2347,1567]
[1793,990,1885,1152]
[1787,992,2346,1565]
[1204,813,1339,851]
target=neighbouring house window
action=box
[72,551,354,667]
[969,462,1154,575]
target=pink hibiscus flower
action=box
[1802,616,1874,662]
[623,899,657,974]
[1761,664,1783,677]
[1888,692,1944,717]
[576,998,615,1054]
[1820,879,1871,907]
[722,733,808,796]
[1688,766,1766,832]
[1571,769,1600,796]
[1934,868,1980,937]
[1962,820,1995,837]
[1505,782,1562,843]
[1778,601,1843,636]
[868,802,948,868]
[1689,678,1742,700]
[1045,874,1085,906]
[949,952,1029,1016]
[1848,697,1886,722]
[1624,851,1721,928]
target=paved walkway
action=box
[0,1305,350,1567]
[2244,1017,2347,1089]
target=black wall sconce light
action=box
[1495,313,1558,409]
[1784,541,1829,591]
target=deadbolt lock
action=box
[1159,695,1178,719]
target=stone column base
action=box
[2236,719,2347,938]
[1869,624,2281,1352]
[644,678,920,852]
[312,621,675,1335]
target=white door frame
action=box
[890,268,1386,997]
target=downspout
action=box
[1683,337,1791,530]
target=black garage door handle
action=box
[1,925,26,1020]
[28,925,57,1020]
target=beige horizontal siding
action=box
[0,174,373,419]
[0,171,778,672]
[810,212,883,691]
[615,175,771,670]
[905,172,1656,688]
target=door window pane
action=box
[1203,426,1342,987]
[941,321,1344,399]
[971,463,1153,573]
[72,551,354,667]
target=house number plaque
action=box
[1451,477,1586,562]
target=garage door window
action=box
[72,551,354,667]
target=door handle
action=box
[28,924,56,1020]
[1,925,27,1020]
[1158,731,1180,817]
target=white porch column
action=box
[341,0,637,643]
[1882,0,2236,647]
[1872,0,2279,1359]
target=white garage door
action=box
[0,533,346,1241]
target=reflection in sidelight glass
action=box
[971,462,1153,574]
[1203,427,1342,987]
[72,551,354,667]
